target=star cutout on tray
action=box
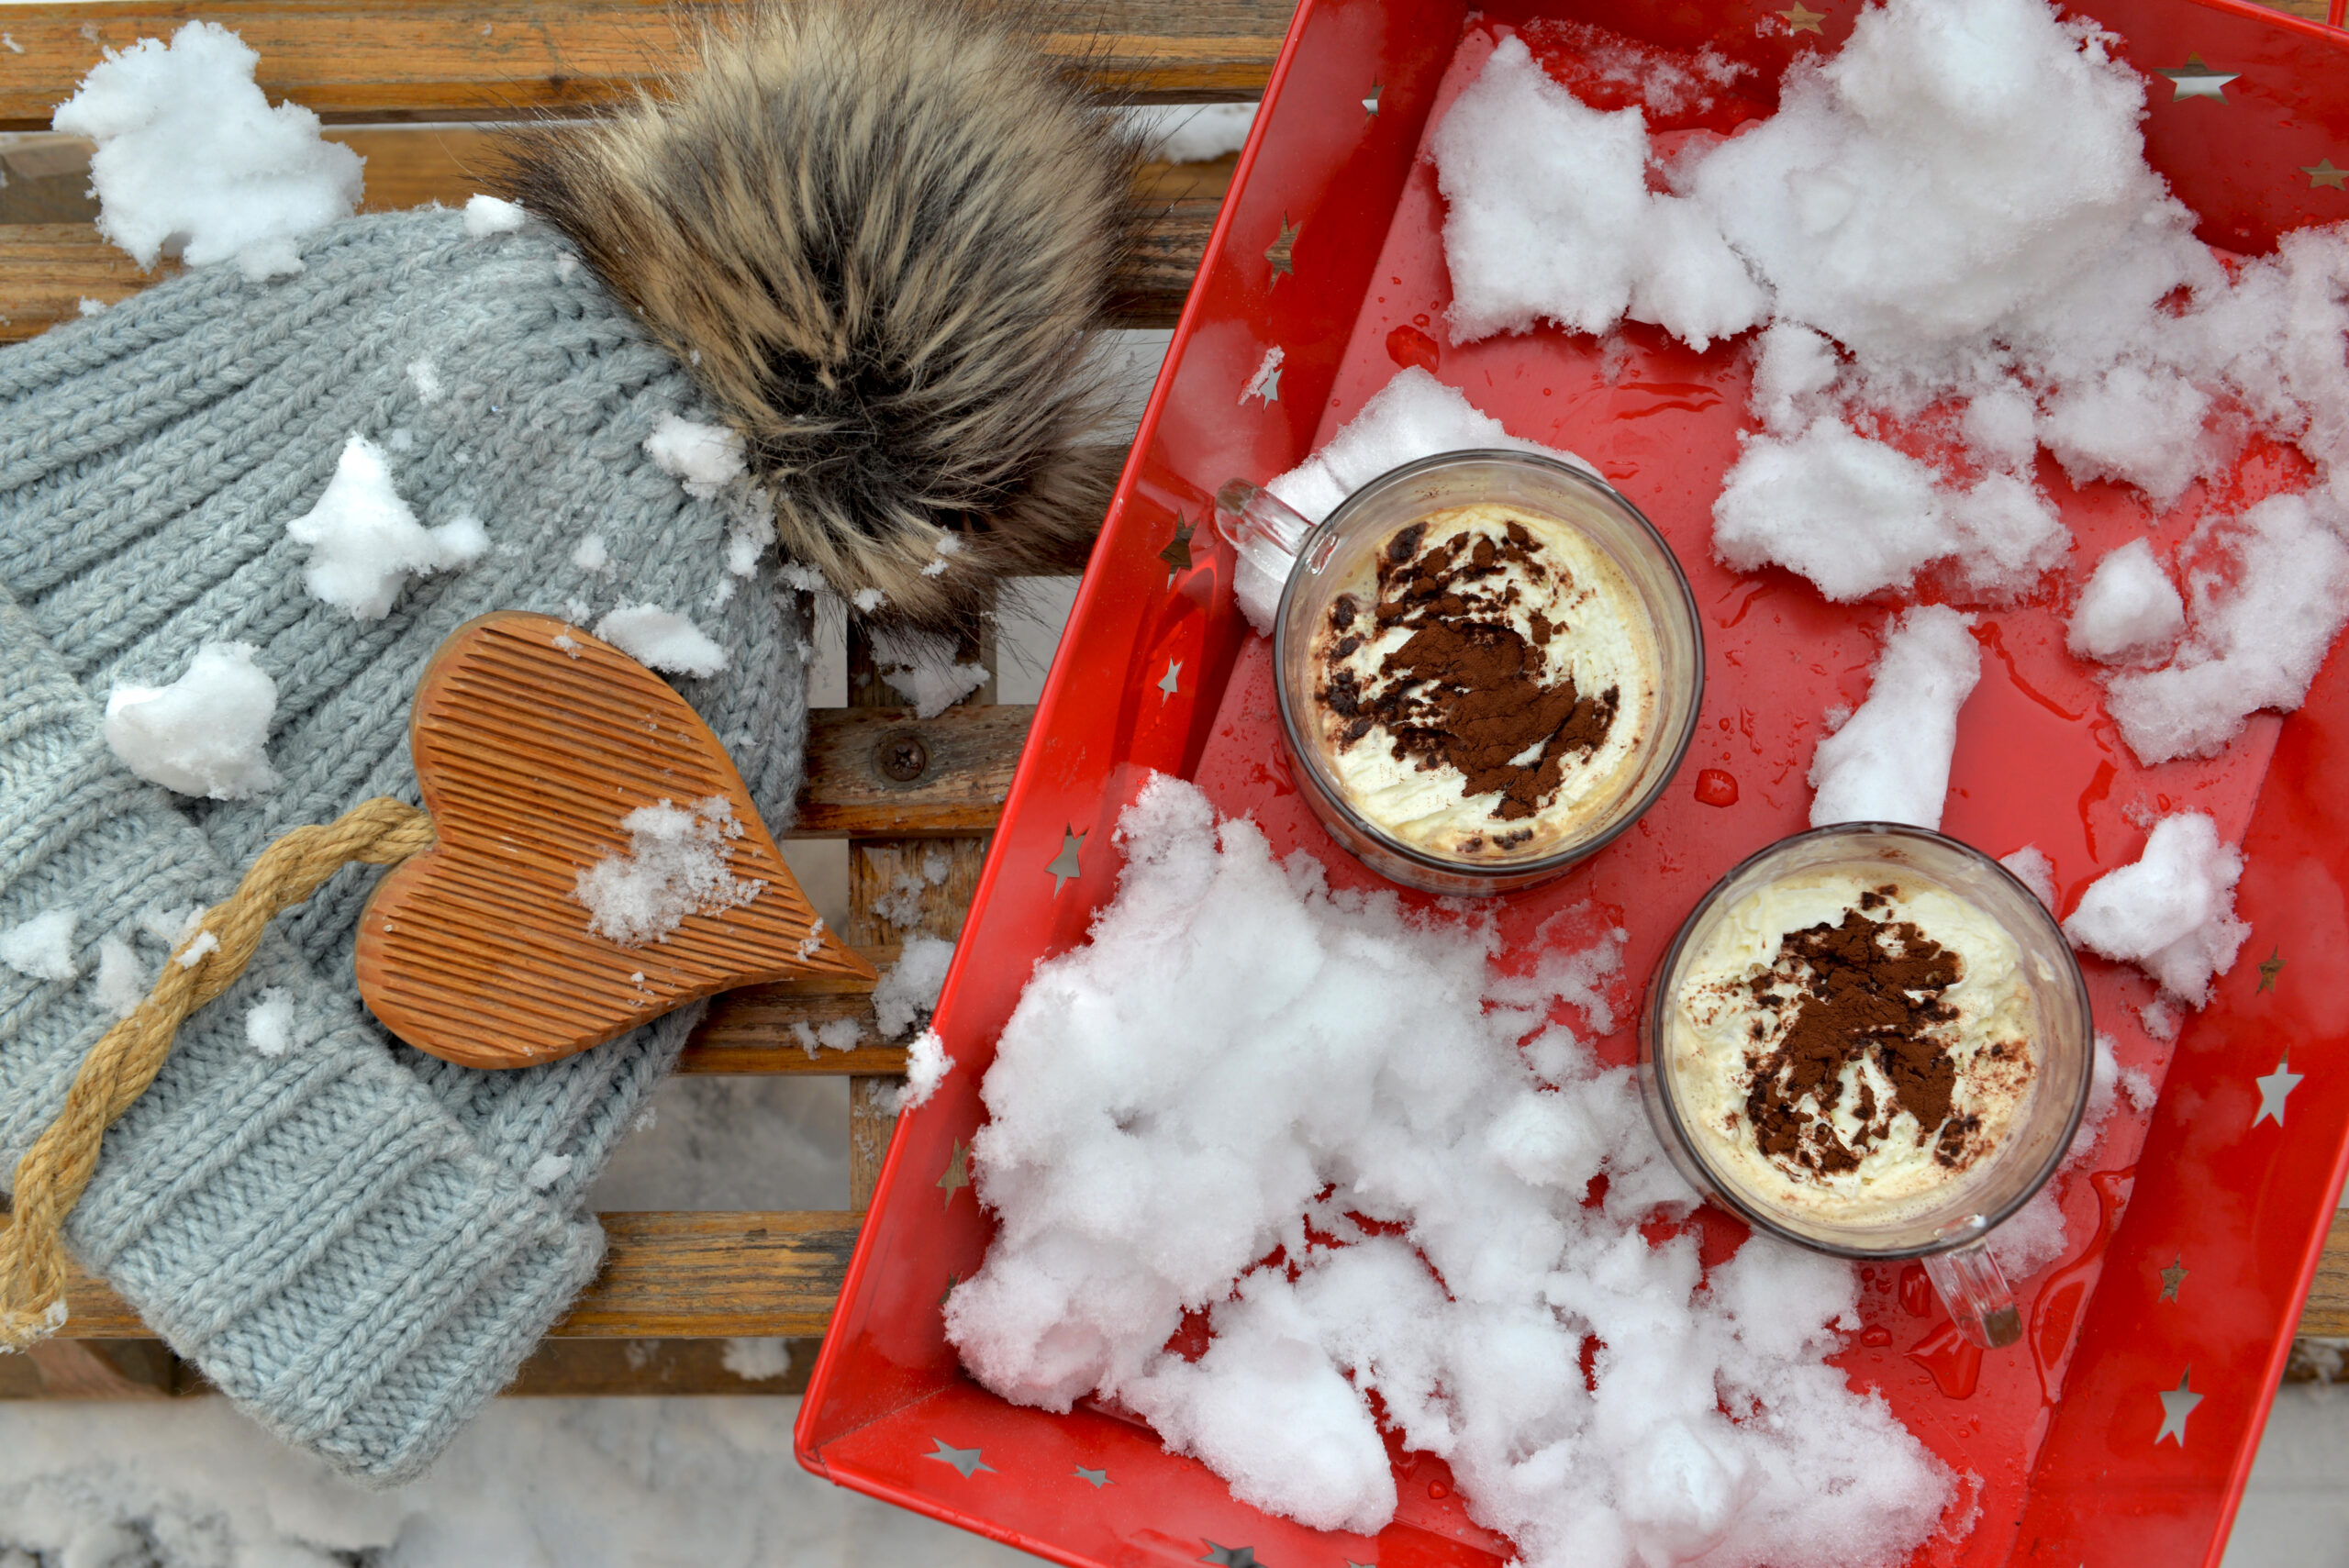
[2303,161,2348,191]
[2155,1370,2204,1446]
[2160,1254,2187,1302]
[939,1271,959,1307]
[1074,1465,1111,1488]
[938,1137,972,1208]
[1265,215,1300,281]
[1253,364,1283,404]
[2156,55,2238,102]
[1160,513,1196,583]
[1364,81,1384,116]
[1158,660,1182,703]
[2254,1057,2304,1127]
[1200,1547,1263,1568]
[926,1438,996,1478]
[2258,946,2286,989]
[1047,827,1087,895]
[1777,3,1827,34]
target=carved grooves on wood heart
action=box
[358,613,871,1070]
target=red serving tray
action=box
[799,2,2349,1562]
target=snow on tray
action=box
[1807,606,1981,831]
[2062,812,2248,1007]
[286,436,486,621]
[2067,539,2185,665]
[575,796,764,947]
[103,642,281,800]
[1426,0,2349,756]
[949,776,1950,1568]
[54,20,362,282]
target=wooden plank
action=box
[0,194,1209,341]
[2300,1210,2349,1336]
[791,704,1030,840]
[6,127,1233,221]
[0,0,1289,129]
[1,1337,820,1396]
[30,1209,2349,1343]
[679,941,909,1074]
[34,1210,856,1339]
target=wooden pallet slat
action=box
[0,0,1291,130]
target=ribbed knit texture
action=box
[0,208,809,1482]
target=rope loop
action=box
[0,797,433,1351]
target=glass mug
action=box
[1215,450,1705,896]
[1638,823,2095,1349]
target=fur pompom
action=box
[500,0,1141,629]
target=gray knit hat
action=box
[0,210,809,1480]
[0,0,1141,1482]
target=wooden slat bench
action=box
[0,0,2342,1411]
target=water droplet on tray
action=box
[1386,323,1441,373]
[1695,768,1739,807]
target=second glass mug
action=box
[1638,823,2097,1350]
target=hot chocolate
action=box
[1303,503,1661,862]
[1664,869,2039,1226]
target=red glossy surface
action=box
[801,3,2349,1564]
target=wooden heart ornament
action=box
[355,612,874,1069]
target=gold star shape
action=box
[1201,1548,1264,1568]
[2155,1370,2203,1446]
[1047,826,1086,895]
[1364,81,1383,116]
[1158,659,1182,702]
[937,1137,972,1208]
[2160,1254,2187,1302]
[2258,946,2286,989]
[2157,55,2238,102]
[2254,1057,2304,1127]
[1264,215,1299,282]
[1074,1465,1111,1488]
[1159,513,1196,583]
[2304,160,2348,191]
[1777,4,1826,34]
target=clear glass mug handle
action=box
[1921,1231,2022,1350]
[1213,481,1322,632]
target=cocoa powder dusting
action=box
[1740,907,1976,1181]
[1316,516,1620,827]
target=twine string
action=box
[0,796,434,1352]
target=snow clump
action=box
[870,627,988,718]
[1,910,79,983]
[721,1338,796,1381]
[244,988,298,1057]
[594,604,731,678]
[91,936,147,1019]
[462,193,526,236]
[2103,495,2349,763]
[1126,102,1257,164]
[2066,539,2185,664]
[949,774,1951,1568]
[54,21,363,282]
[286,435,487,620]
[645,414,747,499]
[104,642,281,800]
[575,796,764,947]
[1808,606,1982,830]
[872,934,955,1040]
[2062,812,2248,1006]
[884,1029,953,1114]
[1998,845,2058,912]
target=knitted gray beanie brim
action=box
[0,206,810,1483]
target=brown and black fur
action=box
[500,0,1145,630]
